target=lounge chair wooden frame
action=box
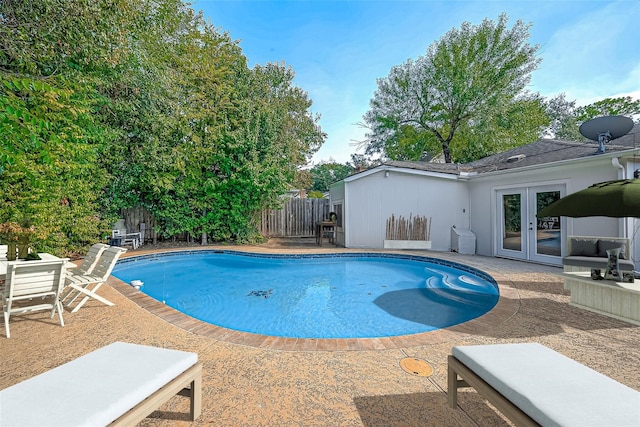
[110,362,203,425]
[447,355,539,427]
[448,343,640,426]
[0,342,203,425]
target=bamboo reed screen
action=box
[385,214,431,241]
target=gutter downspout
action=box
[611,157,628,240]
[611,157,624,179]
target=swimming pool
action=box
[112,251,499,339]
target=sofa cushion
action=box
[597,240,627,259]
[563,256,635,270]
[569,238,598,257]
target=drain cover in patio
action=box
[400,358,433,377]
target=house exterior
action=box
[330,125,640,266]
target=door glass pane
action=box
[535,191,561,256]
[502,194,522,252]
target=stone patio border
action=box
[109,247,521,351]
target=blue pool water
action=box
[112,251,499,339]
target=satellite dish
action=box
[579,115,634,154]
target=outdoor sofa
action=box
[562,235,634,272]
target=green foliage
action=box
[293,169,312,191]
[575,96,640,123]
[502,194,521,233]
[380,126,431,161]
[364,14,544,163]
[349,153,378,171]
[0,0,325,252]
[451,93,549,162]
[544,93,582,140]
[309,162,354,192]
[544,95,640,140]
[0,74,113,255]
[307,190,325,199]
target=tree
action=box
[310,161,354,192]
[204,62,324,242]
[1,0,326,253]
[575,96,640,123]
[349,153,378,171]
[543,95,640,140]
[307,190,325,199]
[451,92,549,162]
[363,14,545,163]
[544,93,582,140]
[293,169,312,192]
[0,0,131,254]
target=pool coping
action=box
[108,247,521,351]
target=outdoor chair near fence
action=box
[111,229,141,249]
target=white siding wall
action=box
[329,181,346,246]
[331,154,634,259]
[469,156,625,257]
[342,169,468,250]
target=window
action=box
[332,203,343,228]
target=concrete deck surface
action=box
[1,239,639,426]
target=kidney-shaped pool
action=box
[111,251,499,339]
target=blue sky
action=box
[192,0,640,164]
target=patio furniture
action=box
[0,252,62,280]
[559,271,640,325]
[563,236,634,273]
[2,258,69,338]
[315,221,336,246]
[0,341,202,425]
[112,229,142,249]
[61,246,127,312]
[448,343,640,426]
[69,242,110,276]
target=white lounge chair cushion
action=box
[452,343,640,427]
[0,341,198,426]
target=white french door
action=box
[496,185,565,265]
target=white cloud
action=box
[531,1,640,105]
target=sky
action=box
[192,0,640,165]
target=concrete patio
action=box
[1,240,639,426]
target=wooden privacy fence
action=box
[120,207,162,243]
[260,198,330,237]
[120,198,329,241]
[385,214,432,241]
